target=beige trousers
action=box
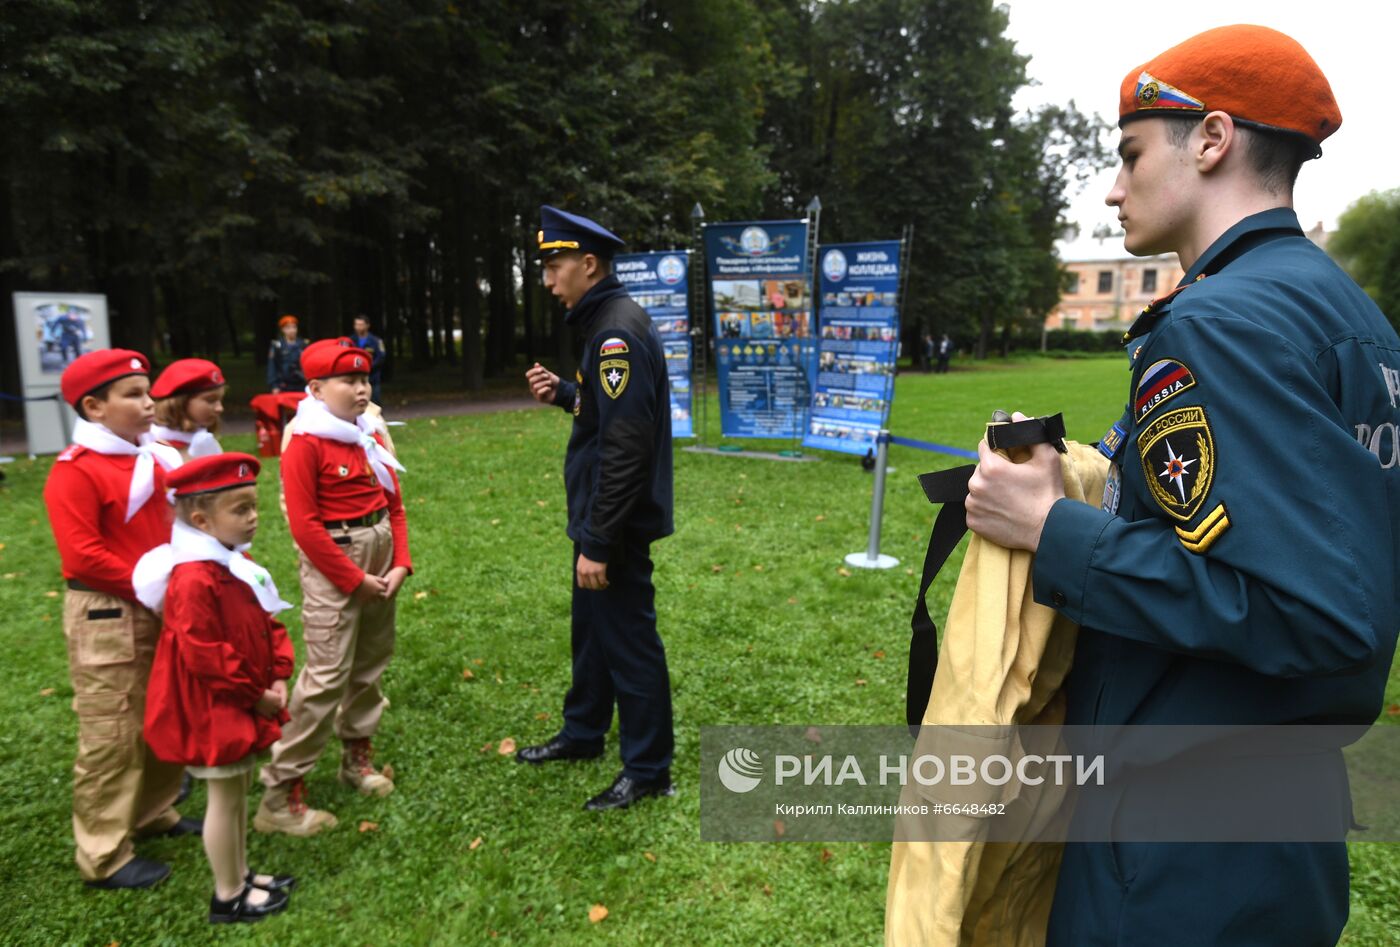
[62,589,183,881]
[260,516,397,788]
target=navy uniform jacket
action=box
[1036,207,1400,730]
[266,337,306,390]
[552,275,674,562]
[352,332,386,382]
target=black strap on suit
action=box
[905,414,1068,735]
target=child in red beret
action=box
[256,339,412,835]
[136,453,298,924]
[43,349,197,890]
[151,358,228,460]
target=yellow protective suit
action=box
[885,437,1109,947]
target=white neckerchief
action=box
[133,519,292,615]
[152,424,223,458]
[71,418,184,521]
[292,396,405,493]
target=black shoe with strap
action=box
[584,771,675,811]
[247,869,297,893]
[85,857,171,890]
[209,884,290,924]
[515,735,604,765]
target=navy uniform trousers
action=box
[560,542,673,780]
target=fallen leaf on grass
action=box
[762,884,773,897]
[414,591,428,600]
[642,851,656,863]
[497,738,517,755]
[752,564,764,572]
[44,590,59,598]
[820,848,833,863]
[358,821,379,833]
[855,679,867,686]
[872,650,885,659]
[462,668,475,680]
[1387,704,1400,717]
[786,597,798,605]
[470,836,483,850]
[837,567,852,578]
[473,658,485,666]
[535,500,547,508]
[490,518,501,526]
[534,712,550,721]
[39,688,55,697]
[588,904,609,924]
[480,742,495,753]
[814,514,826,522]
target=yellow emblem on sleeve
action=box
[599,358,630,399]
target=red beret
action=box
[301,337,372,381]
[150,358,225,400]
[1119,25,1341,154]
[61,349,150,408]
[166,452,261,497]
[278,314,299,328]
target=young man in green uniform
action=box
[965,25,1400,945]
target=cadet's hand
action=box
[526,363,560,404]
[576,554,609,591]
[383,566,409,599]
[354,573,389,602]
[269,679,288,709]
[255,689,283,718]
[965,412,1066,552]
[270,386,282,394]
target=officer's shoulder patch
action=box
[1175,502,1230,554]
[599,358,630,399]
[599,337,629,356]
[1134,358,1196,422]
[1136,404,1215,522]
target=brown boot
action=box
[253,778,338,836]
[339,738,395,797]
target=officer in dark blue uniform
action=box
[351,314,387,404]
[964,26,1400,946]
[518,205,676,811]
[266,314,307,392]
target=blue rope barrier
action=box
[885,433,977,460]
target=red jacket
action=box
[144,560,295,767]
[281,430,412,594]
[44,446,173,601]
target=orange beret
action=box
[278,314,299,328]
[61,349,150,408]
[1119,25,1341,155]
[150,358,225,400]
[166,452,261,497]
[300,337,372,380]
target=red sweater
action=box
[44,446,174,601]
[280,430,412,594]
[144,561,295,767]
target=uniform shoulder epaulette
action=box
[56,445,86,463]
[1122,273,1206,343]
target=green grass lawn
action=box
[0,356,1396,944]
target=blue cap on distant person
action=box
[537,205,625,260]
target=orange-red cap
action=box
[278,314,299,328]
[60,349,150,407]
[1119,25,1341,155]
[166,452,261,497]
[150,358,225,400]
[300,337,372,380]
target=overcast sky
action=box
[1002,2,1399,235]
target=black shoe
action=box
[515,735,604,765]
[175,771,193,806]
[85,857,171,890]
[583,771,675,811]
[159,816,203,838]
[247,869,297,893]
[209,884,290,924]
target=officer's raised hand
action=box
[526,363,560,404]
[576,554,609,591]
[965,411,1066,551]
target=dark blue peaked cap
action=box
[537,205,625,260]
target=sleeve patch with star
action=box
[1136,404,1216,521]
[600,358,630,399]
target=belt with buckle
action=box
[323,509,386,531]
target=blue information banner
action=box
[803,240,902,455]
[703,220,814,438]
[615,251,693,438]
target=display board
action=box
[10,292,111,455]
[614,251,693,438]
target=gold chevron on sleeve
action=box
[1176,503,1230,554]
